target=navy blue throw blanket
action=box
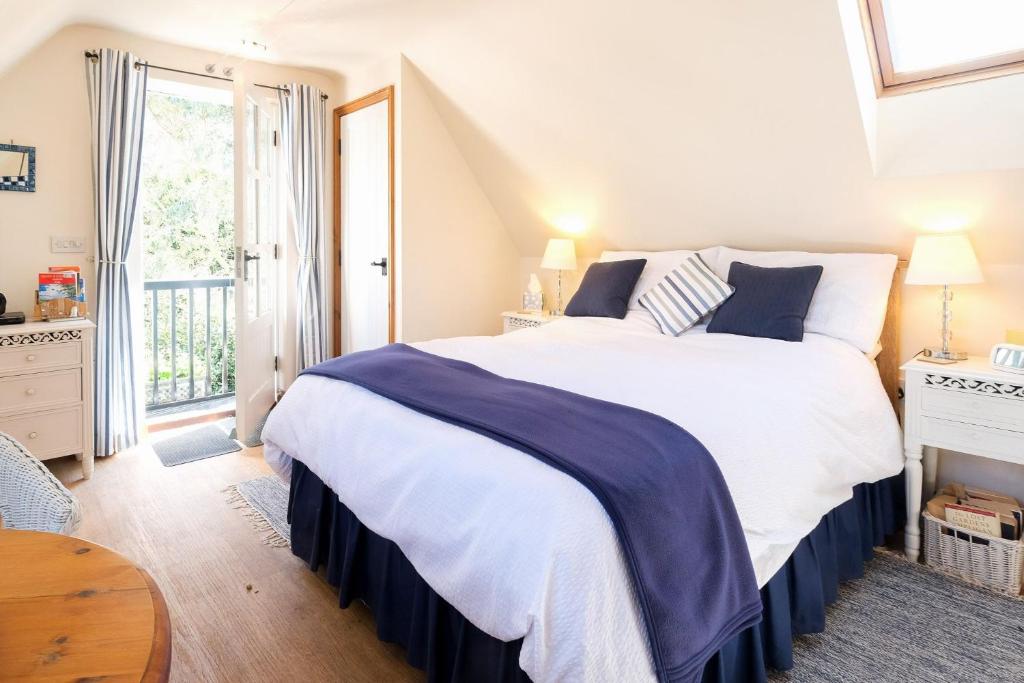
[302,344,762,682]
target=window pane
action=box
[246,100,257,169]
[247,258,259,322]
[246,177,257,243]
[882,0,1024,74]
[258,109,271,173]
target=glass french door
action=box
[234,86,279,443]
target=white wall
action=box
[0,24,342,389]
[399,58,519,339]
[339,56,520,342]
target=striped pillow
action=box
[638,255,734,336]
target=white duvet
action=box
[263,312,903,682]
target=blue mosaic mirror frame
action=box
[0,144,35,192]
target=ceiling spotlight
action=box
[204,64,216,74]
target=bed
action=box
[263,248,906,682]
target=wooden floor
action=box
[49,436,423,683]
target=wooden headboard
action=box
[876,260,906,414]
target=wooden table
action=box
[0,529,171,681]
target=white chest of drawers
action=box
[0,320,95,478]
[902,356,1024,562]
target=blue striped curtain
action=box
[278,84,328,369]
[86,49,147,456]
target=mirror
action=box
[0,144,35,192]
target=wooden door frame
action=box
[332,85,396,357]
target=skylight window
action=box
[863,0,1024,94]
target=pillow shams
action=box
[639,254,733,336]
[705,247,896,352]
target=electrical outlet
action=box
[50,236,86,253]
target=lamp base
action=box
[923,347,968,361]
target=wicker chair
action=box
[0,431,82,534]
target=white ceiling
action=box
[1,0,469,76]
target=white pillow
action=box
[600,249,722,311]
[705,247,897,353]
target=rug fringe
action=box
[223,484,290,548]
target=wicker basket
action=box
[923,511,1024,595]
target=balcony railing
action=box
[144,278,235,410]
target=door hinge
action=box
[273,130,278,147]
[274,355,279,372]
[338,139,342,155]
[273,243,280,259]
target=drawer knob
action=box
[25,354,36,362]
[25,388,36,396]
[28,431,38,440]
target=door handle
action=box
[371,257,388,277]
[240,249,261,279]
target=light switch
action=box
[50,236,86,253]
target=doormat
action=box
[152,424,242,466]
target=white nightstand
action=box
[902,355,1024,561]
[501,311,555,334]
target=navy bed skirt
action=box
[288,460,904,682]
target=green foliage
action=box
[143,288,236,405]
[141,92,234,280]
[140,91,236,406]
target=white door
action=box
[234,84,279,442]
[339,92,392,355]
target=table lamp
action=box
[540,238,577,315]
[905,233,983,360]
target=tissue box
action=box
[523,292,543,312]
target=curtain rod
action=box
[83,51,329,100]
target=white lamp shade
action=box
[540,238,577,271]
[905,234,983,285]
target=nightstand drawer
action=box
[921,416,1024,466]
[0,342,81,375]
[921,386,1024,431]
[501,312,553,334]
[505,317,542,331]
[0,406,84,460]
[0,369,81,415]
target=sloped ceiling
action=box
[392,0,1024,260]
[0,0,467,77]
[7,0,1024,261]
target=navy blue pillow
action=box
[707,262,823,342]
[564,259,647,319]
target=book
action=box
[944,503,1003,538]
[963,497,1021,541]
[926,494,957,520]
[48,266,86,301]
[964,485,1020,507]
[38,272,78,302]
[939,483,1022,540]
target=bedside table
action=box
[501,311,555,334]
[902,355,1024,561]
